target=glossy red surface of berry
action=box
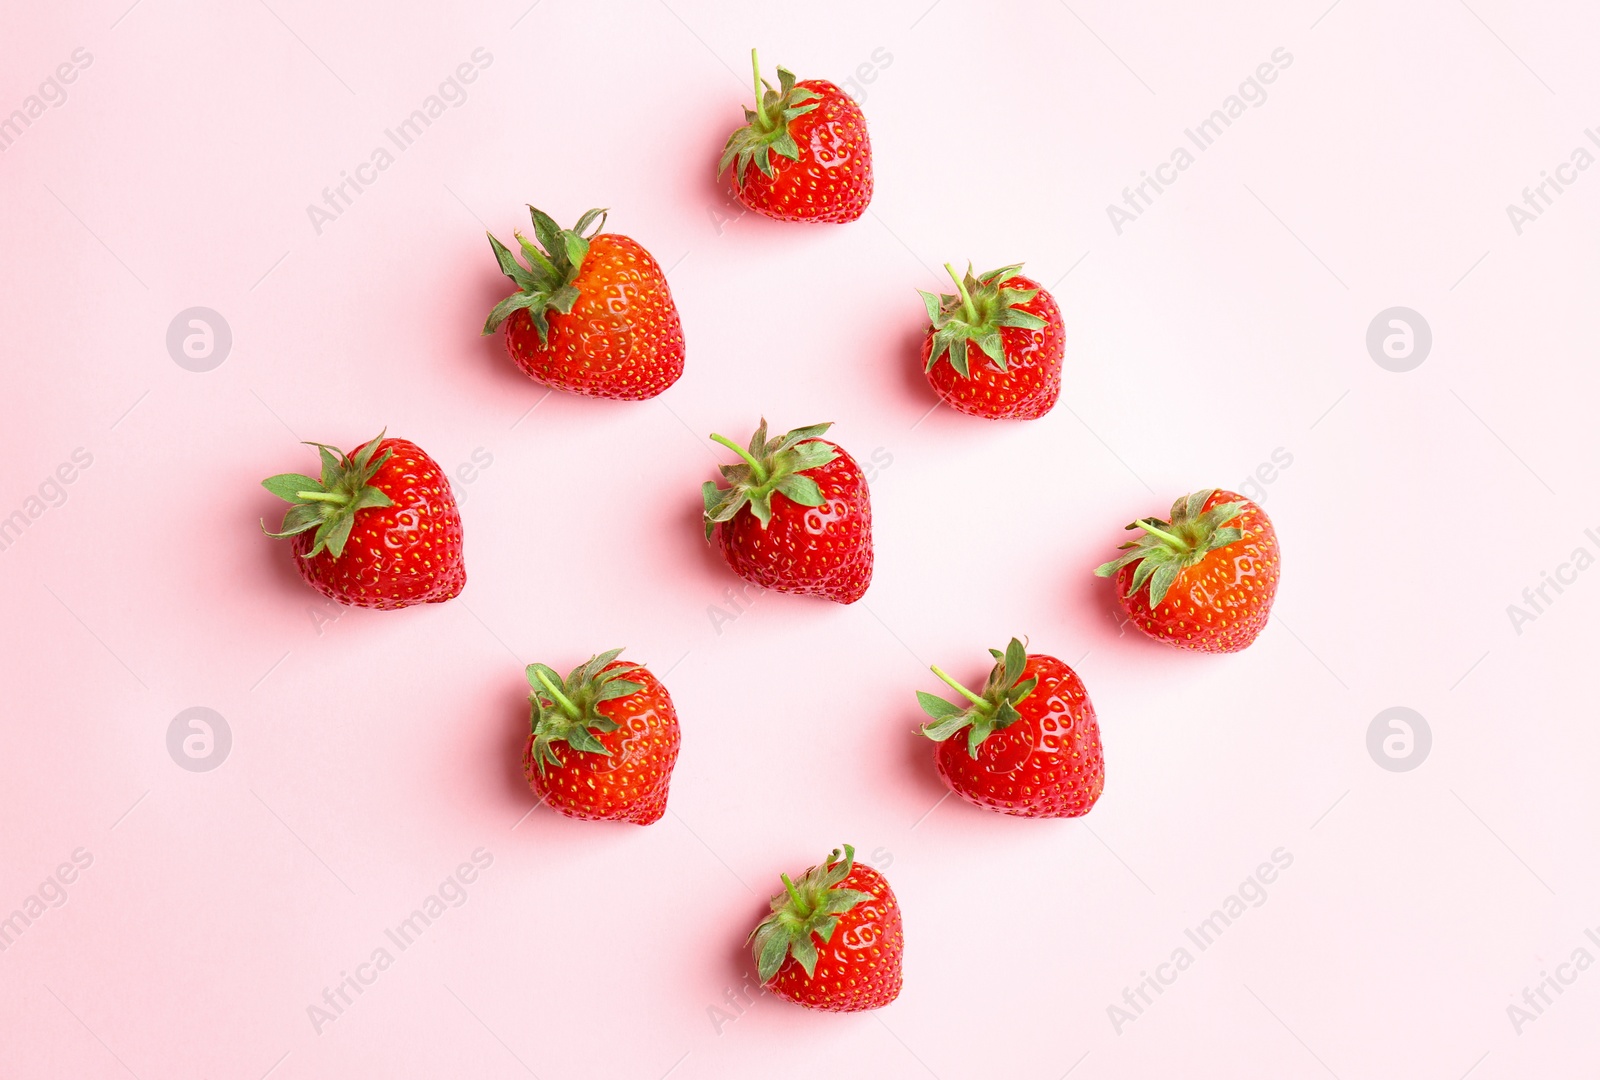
[934,653,1105,818]
[713,440,873,604]
[922,274,1065,420]
[1114,490,1280,653]
[732,81,873,224]
[523,662,681,825]
[504,233,685,400]
[292,438,465,610]
[766,860,903,1012]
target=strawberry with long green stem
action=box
[702,420,873,604]
[261,432,465,610]
[719,50,873,224]
[522,649,681,825]
[919,262,1064,420]
[917,638,1104,818]
[1094,489,1280,653]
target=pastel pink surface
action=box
[3,2,1599,1078]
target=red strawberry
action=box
[719,50,873,224]
[918,638,1105,818]
[749,845,903,1012]
[262,433,465,610]
[482,206,684,400]
[701,420,873,604]
[522,650,681,825]
[1094,489,1281,653]
[919,263,1064,420]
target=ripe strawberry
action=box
[919,263,1064,420]
[262,433,465,610]
[522,650,681,825]
[918,638,1104,818]
[1094,489,1281,653]
[719,50,873,224]
[701,420,873,604]
[482,206,684,400]
[749,844,903,1012]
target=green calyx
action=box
[917,637,1040,758]
[701,419,838,537]
[1093,490,1246,607]
[918,262,1047,377]
[260,432,394,559]
[482,205,608,340]
[718,48,821,186]
[749,844,870,983]
[525,649,645,774]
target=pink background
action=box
[3,0,1598,1076]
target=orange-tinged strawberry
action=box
[919,263,1065,420]
[261,433,465,610]
[522,650,681,825]
[749,845,903,1012]
[719,50,872,224]
[1094,489,1281,653]
[918,638,1105,818]
[483,206,684,400]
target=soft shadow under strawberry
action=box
[253,493,313,599]
[675,492,736,580]
[883,310,943,415]
[1072,534,1189,655]
[895,708,949,806]
[463,241,542,397]
[498,674,534,805]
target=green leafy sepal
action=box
[917,637,1041,758]
[1093,489,1246,607]
[718,49,821,186]
[701,419,838,537]
[482,205,608,340]
[749,844,870,982]
[526,649,645,773]
[261,432,394,559]
[919,263,1047,377]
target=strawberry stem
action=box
[1135,519,1185,547]
[750,48,770,127]
[781,872,808,916]
[533,669,580,721]
[929,665,987,708]
[944,263,977,323]
[297,491,349,505]
[709,433,769,483]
